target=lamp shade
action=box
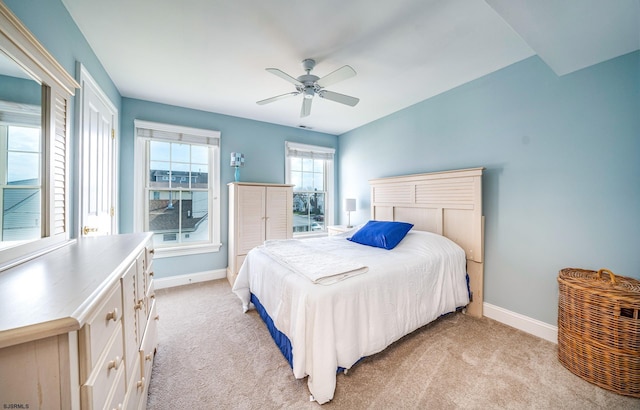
[230,152,245,167]
[344,198,356,212]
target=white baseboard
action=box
[154,269,227,290]
[483,302,558,344]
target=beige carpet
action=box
[146,280,639,409]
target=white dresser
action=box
[0,233,157,409]
[227,182,293,285]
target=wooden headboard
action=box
[369,167,484,318]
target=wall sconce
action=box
[344,198,356,228]
[230,152,245,182]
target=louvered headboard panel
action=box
[369,167,485,317]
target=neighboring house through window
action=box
[134,120,221,257]
[285,141,335,235]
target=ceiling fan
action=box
[257,59,359,117]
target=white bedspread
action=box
[232,230,469,404]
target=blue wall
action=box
[0,75,41,104]
[339,52,640,325]
[120,98,337,277]
[4,0,120,107]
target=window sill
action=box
[153,242,222,259]
[293,232,328,239]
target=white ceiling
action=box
[60,0,639,135]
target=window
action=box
[0,124,41,243]
[285,141,335,235]
[134,120,221,257]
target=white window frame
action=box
[284,141,335,236]
[134,120,221,258]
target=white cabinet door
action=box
[265,186,292,241]
[237,185,266,254]
[227,183,293,285]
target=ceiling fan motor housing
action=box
[297,73,321,98]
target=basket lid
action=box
[559,268,640,298]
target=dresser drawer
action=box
[104,358,126,410]
[145,245,155,292]
[145,279,155,316]
[144,245,154,274]
[124,353,144,410]
[145,264,155,298]
[138,300,157,410]
[140,299,159,380]
[80,282,123,380]
[81,324,125,409]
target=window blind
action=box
[0,101,41,127]
[135,120,220,146]
[285,141,334,160]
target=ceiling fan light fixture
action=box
[303,87,314,99]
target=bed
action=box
[232,167,484,404]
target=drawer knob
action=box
[154,314,160,321]
[137,376,146,389]
[150,293,156,299]
[145,353,153,362]
[107,355,121,370]
[149,249,155,254]
[134,300,144,310]
[106,308,118,322]
[149,271,155,277]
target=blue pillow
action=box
[347,220,414,250]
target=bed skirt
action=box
[251,293,294,368]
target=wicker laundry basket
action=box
[557,268,640,397]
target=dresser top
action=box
[0,232,152,348]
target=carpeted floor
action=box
[146,280,639,409]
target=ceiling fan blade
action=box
[256,91,300,105]
[316,65,356,87]
[266,68,302,85]
[300,97,312,117]
[318,90,359,107]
